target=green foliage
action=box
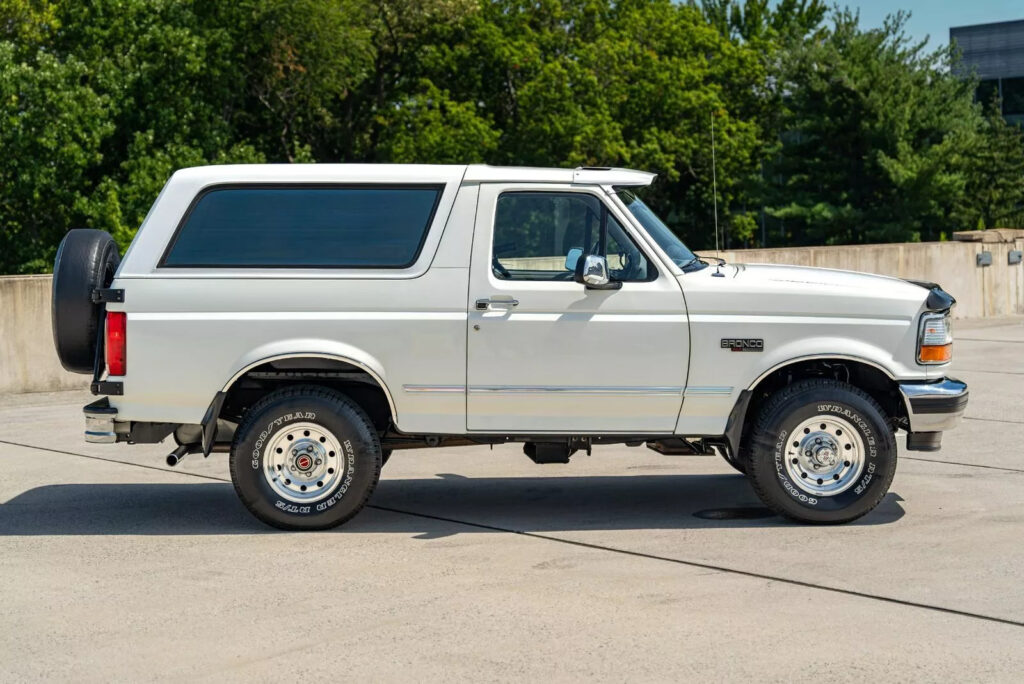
[954,100,1024,230]
[761,10,992,244]
[0,0,1022,273]
[0,0,58,47]
[0,42,113,272]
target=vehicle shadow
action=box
[0,473,905,536]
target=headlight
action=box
[918,312,952,364]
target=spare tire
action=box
[51,229,121,374]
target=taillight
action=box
[105,311,126,376]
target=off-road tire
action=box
[743,379,897,524]
[51,229,121,373]
[229,386,382,530]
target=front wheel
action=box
[743,379,896,524]
[229,386,382,530]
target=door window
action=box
[491,192,654,282]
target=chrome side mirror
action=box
[576,254,622,290]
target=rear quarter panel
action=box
[107,169,477,433]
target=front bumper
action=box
[898,377,969,450]
[84,398,119,444]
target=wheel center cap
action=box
[815,447,837,467]
[295,454,313,471]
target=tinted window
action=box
[976,79,1000,109]
[1003,77,1024,116]
[616,189,700,271]
[492,192,653,282]
[163,186,442,268]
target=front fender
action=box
[677,316,924,437]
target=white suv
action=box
[51,164,968,529]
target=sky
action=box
[784,0,1024,49]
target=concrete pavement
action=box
[1,318,1022,681]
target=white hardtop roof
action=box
[464,165,655,186]
[170,164,655,187]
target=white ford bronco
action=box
[52,164,968,529]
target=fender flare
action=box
[724,353,899,458]
[214,344,398,447]
[221,351,397,419]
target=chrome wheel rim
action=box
[262,422,344,503]
[784,415,865,497]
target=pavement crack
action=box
[956,337,1024,344]
[903,456,1024,473]
[952,368,1024,376]
[6,437,1023,629]
[964,416,1024,425]
[369,504,1024,629]
[0,439,229,483]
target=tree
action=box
[955,100,1024,230]
[429,0,765,247]
[1,1,1022,274]
[762,11,984,245]
[0,43,113,273]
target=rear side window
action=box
[162,185,443,268]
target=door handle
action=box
[475,297,519,310]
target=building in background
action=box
[951,19,1024,126]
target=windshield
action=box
[615,189,702,271]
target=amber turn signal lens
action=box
[919,344,951,363]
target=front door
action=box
[466,183,689,433]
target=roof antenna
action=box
[711,110,724,277]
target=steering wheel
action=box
[492,257,511,279]
[612,250,639,280]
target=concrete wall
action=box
[720,238,1024,320]
[0,275,89,396]
[2,237,1021,393]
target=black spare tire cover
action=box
[51,229,121,374]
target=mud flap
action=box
[202,391,227,456]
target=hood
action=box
[738,263,921,292]
[683,262,929,319]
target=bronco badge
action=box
[722,338,764,352]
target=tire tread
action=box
[742,378,896,524]
[229,385,381,530]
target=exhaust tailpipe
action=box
[166,445,189,467]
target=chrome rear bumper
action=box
[84,398,119,444]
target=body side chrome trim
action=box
[403,385,466,393]
[131,311,467,321]
[468,385,684,396]
[684,386,734,396]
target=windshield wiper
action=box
[678,255,709,272]
[694,253,726,266]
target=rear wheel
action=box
[743,379,896,524]
[229,386,382,530]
